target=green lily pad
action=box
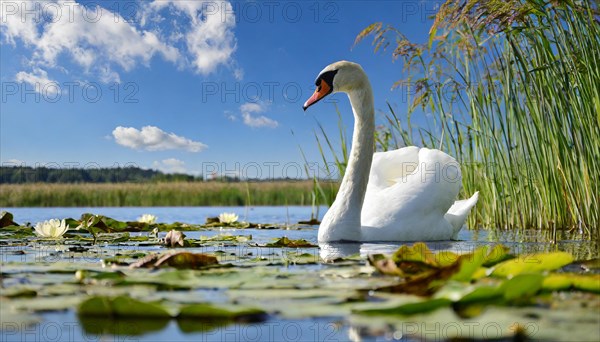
[491,252,574,278]
[265,237,316,248]
[500,274,544,302]
[543,273,600,293]
[355,298,452,316]
[178,303,266,320]
[482,244,513,267]
[450,246,489,282]
[78,295,171,318]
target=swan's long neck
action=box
[319,84,374,242]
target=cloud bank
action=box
[1,0,239,88]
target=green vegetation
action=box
[314,0,599,236]
[0,181,338,207]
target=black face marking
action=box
[315,69,338,89]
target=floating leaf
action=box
[0,287,37,298]
[450,246,488,281]
[491,252,574,277]
[0,211,18,228]
[199,234,252,242]
[78,295,171,318]
[457,285,504,304]
[79,317,169,336]
[483,244,513,267]
[501,274,544,302]
[265,237,316,248]
[130,252,218,270]
[543,274,600,293]
[392,242,438,266]
[355,298,452,316]
[375,261,461,296]
[178,303,266,321]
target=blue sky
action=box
[1,0,441,179]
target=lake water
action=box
[1,206,598,341]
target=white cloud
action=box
[15,68,59,95]
[153,158,187,174]
[240,102,278,129]
[2,159,26,166]
[1,0,239,83]
[146,0,238,75]
[112,126,207,152]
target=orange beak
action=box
[303,79,331,111]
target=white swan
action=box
[303,61,479,242]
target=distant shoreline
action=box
[0,181,339,207]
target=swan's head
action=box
[303,61,368,111]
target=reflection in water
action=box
[320,228,599,261]
[319,242,361,261]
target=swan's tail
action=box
[445,191,479,239]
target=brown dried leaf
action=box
[164,230,186,247]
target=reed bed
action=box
[315,0,598,237]
[0,181,338,207]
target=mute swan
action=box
[303,61,479,242]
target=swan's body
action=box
[303,61,479,242]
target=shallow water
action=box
[5,206,596,259]
[1,206,598,341]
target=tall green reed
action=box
[313,0,598,237]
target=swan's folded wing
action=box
[362,148,463,230]
[367,146,420,190]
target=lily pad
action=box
[0,211,18,227]
[355,298,452,316]
[542,273,600,293]
[130,252,219,270]
[265,237,316,248]
[491,252,574,277]
[500,274,544,302]
[78,295,171,318]
[178,303,266,321]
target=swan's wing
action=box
[362,148,462,233]
[367,146,420,190]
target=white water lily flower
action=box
[218,212,239,224]
[138,214,157,224]
[34,219,69,238]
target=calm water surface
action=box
[1,206,597,341]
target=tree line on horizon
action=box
[0,166,200,184]
[0,166,319,184]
